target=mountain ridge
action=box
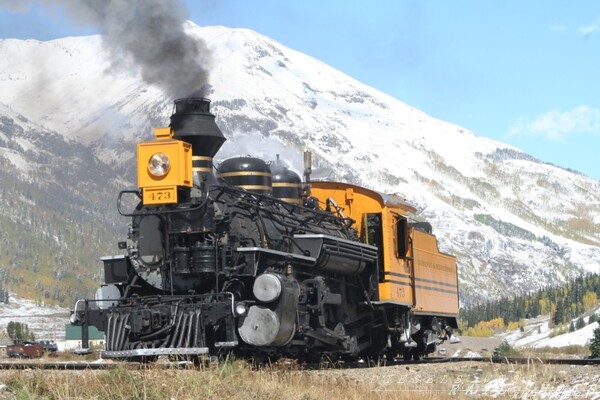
[0,23,598,306]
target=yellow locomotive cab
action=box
[311,181,459,316]
[137,127,192,205]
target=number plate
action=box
[143,186,177,205]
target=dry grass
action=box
[520,344,590,357]
[0,360,373,400]
[0,358,599,399]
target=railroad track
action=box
[0,361,147,370]
[314,356,600,369]
[457,356,600,366]
[1,356,598,370]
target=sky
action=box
[0,1,599,181]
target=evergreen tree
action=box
[590,324,600,358]
[569,321,575,332]
[576,317,586,330]
[6,321,35,343]
[554,300,565,325]
[460,273,600,330]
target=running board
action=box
[293,234,378,275]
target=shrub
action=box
[492,340,520,361]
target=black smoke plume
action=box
[1,0,212,98]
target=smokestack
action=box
[170,97,225,187]
[170,98,225,157]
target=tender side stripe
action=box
[385,271,457,289]
[384,279,457,295]
[414,285,458,295]
[383,279,411,287]
[415,277,457,289]
[385,271,411,279]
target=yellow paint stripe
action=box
[218,171,272,178]
[272,182,303,188]
[237,185,272,191]
[277,198,302,204]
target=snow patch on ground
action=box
[464,351,482,358]
[0,293,69,342]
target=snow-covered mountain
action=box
[0,23,598,305]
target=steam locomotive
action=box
[71,97,460,362]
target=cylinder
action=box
[238,274,299,347]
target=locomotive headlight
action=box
[148,152,171,177]
[69,312,80,325]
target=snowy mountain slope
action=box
[504,313,599,349]
[0,23,598,304]
[0,100,125,305]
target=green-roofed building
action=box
[64,325,104,349]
